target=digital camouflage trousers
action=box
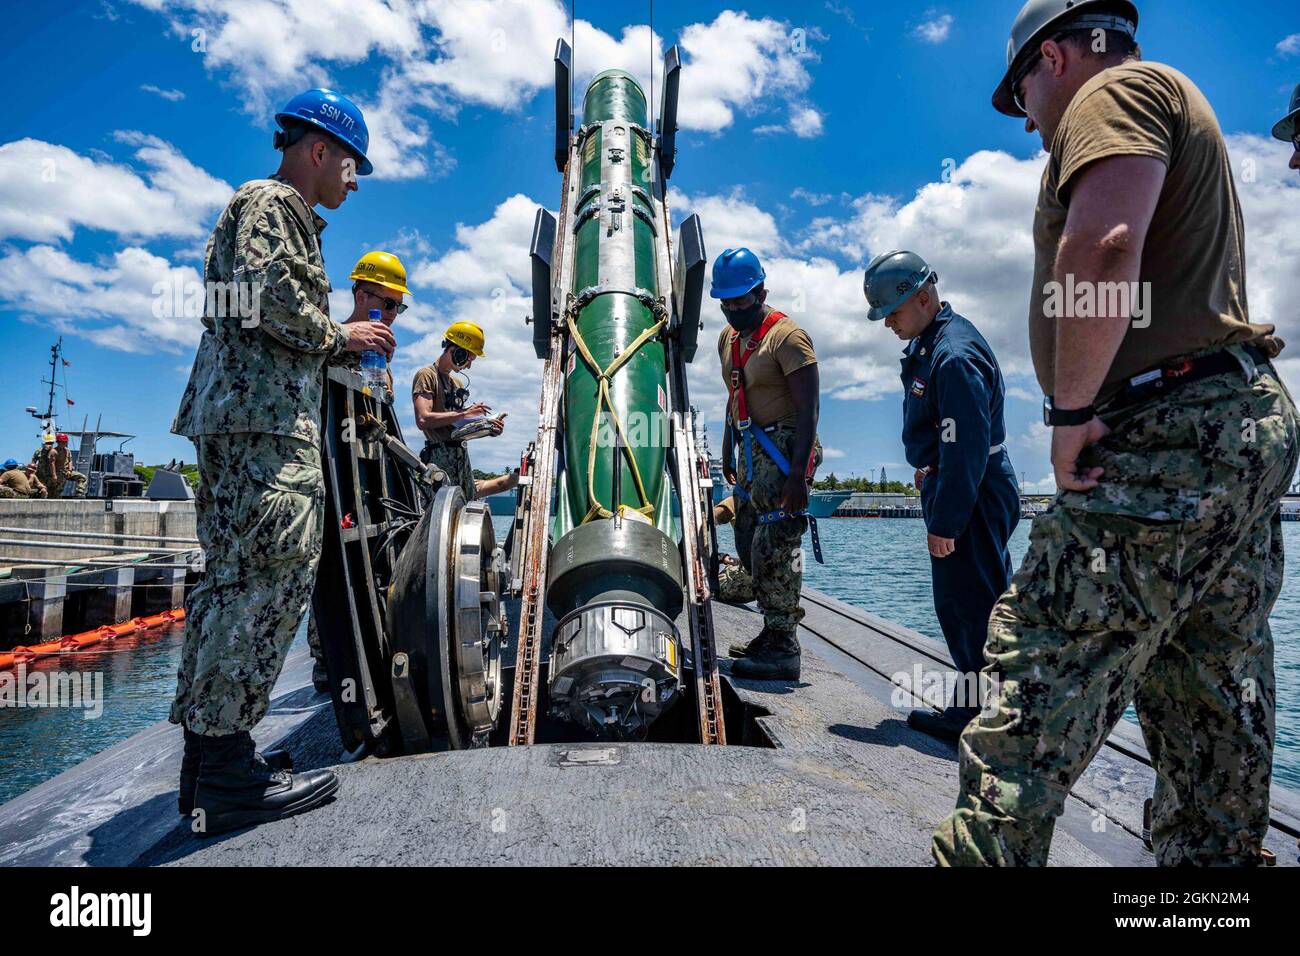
[732,424,818,633]
[933,355,1299,866]
[421,440,475,500]
[171,432,324,736]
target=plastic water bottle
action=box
[360,308,388,393]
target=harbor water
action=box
[2,516,1298,806]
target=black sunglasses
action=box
[1011,54,1042,114]
[362,288,408,314]
[1011,31,1073,114]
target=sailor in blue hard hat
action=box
[273,88,374,208]
[168,85,395,835]
[711,247,823,681]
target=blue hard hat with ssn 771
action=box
[275,88,374,176]
[710,248,766,299]
[862,250,936,321]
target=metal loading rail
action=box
[516,39,721,745]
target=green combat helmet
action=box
[862,250,936,322]
[992,0,1139,117]
[1272,82,1300,142]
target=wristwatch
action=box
[1042,395,1095,427]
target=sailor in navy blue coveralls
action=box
[900,303,1020,734]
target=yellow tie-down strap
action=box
[566,312,666,524]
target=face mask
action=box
[724,300,764,332]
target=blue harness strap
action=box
[732,424,824,565]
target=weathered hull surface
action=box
[3,590,1296,867]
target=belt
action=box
[1099,344,1273,416]
[919,444,1004,476]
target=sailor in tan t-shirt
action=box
[933,0,1300,869]
[711,246,821,681]
[411,321,518,501]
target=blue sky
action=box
[1,0,1298,490]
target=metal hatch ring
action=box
[453,499,506,744]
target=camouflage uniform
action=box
[933,352,1298,866]
[717,560,756,604]
[0,467,47,499]
[170,177,349,736]
[731,424,820,632]
[420,440,475,500]
[32,446,86,498]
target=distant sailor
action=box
[411,322,518,500]
[170,88,396,835]
[864,251,1019,742]
[933,0,1298,867]
[31,433,86,498]
[1271,81,1300,173]
[713,248,822,680]
[0,458,47,499]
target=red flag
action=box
[62,359,70,367]
[66,398,75,406]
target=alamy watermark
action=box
[152,278,262,328]
[889,663,1000,716]
[0,664,103,719]
[1041,274,1153,328]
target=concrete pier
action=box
[0,499,195,568]
[83,564,134,625]
[9,568,66,641]
[134,565,187,616]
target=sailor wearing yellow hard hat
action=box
[344,250,412,327]
[411,321,518,501]
[336,250,414,396]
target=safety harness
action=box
[725,311,823,564]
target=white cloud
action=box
[129,2,826,179]
[140,84,186,101]
[822,446,847,459]
[791,187,834,206]
[912,12,954,45]
[0,135,231,243]
[0,244,204,353]
[789,105,825,138]
[675,12,821,134]
[131,0,422,112]
[1277,33,1300,57]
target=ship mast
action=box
[25,338,63,437]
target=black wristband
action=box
[1043,396,1095,427]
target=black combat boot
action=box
[178,728,295,815]
[729,626,774,658]
[731,629,800,680]
[905,706,977,743]
[190,732,338,836]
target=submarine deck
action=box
[2,588,1297,866]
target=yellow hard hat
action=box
[444,321,486,358]
[42,433,55,444]
[349,250,412,297]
